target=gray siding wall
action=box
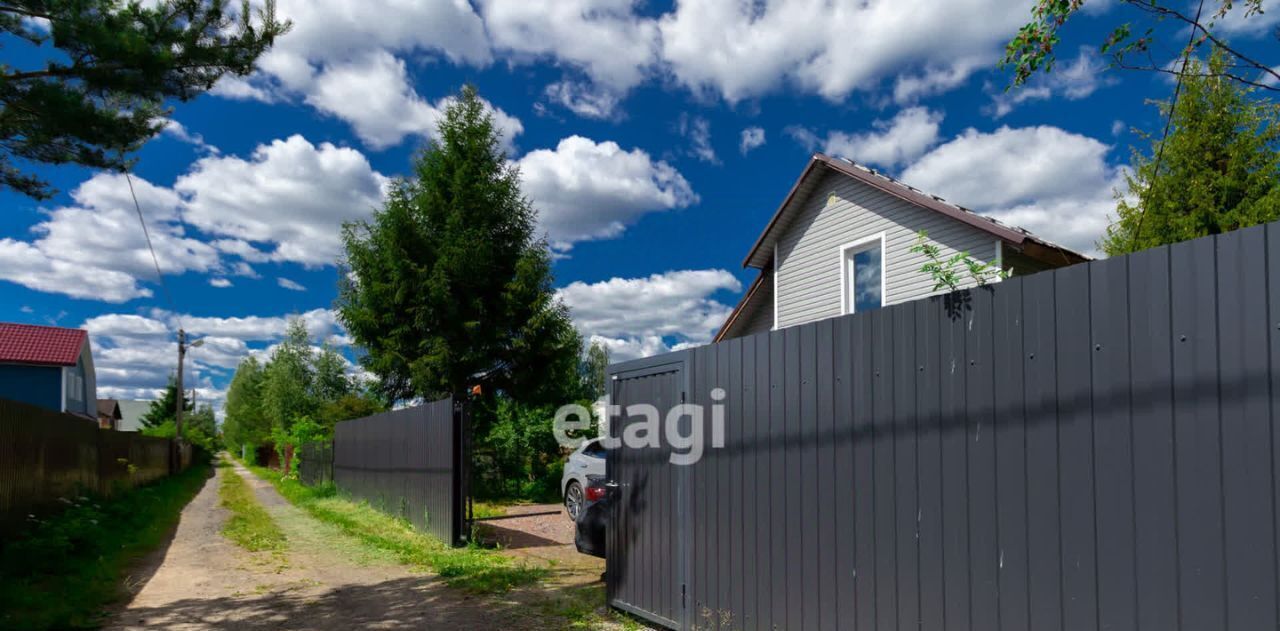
[62,346,94,418]
[734,272,775,338]
[775,170,1000,330]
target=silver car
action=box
[561,438,607,520]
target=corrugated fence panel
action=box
[332,397,462,546]
[0,398,184,530]
[607,222,1280,631]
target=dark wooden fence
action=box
[333,397,466,546]
[607,222,1280,631]
[298,440,333,486]
[0,398,189,529]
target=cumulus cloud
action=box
[558,269,741,361]
[516,136,698,252]
[678,114,718,164]
[209,278,233,288]
[304,51,523,151]
[0,173,220,302]
[900,125,1122,255]
[659,0,1030,103]
[805,107,943,168]
[176,134,389,267]
[740,127,766,155]
[543,80,624,120]
[480,0,660,92]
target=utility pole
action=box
[176,328,187,442]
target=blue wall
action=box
[0,363,62,412]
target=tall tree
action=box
[1102,52,1280,255]
[0,1,290,199]
[222,356,269,449]
[260,318,316,432]
[1003,0,1278,92]
[338,85,582,405]
[139,377,191,429]
[581,340,610,400]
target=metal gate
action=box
[608,354,690,630]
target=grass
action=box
[217,462,286,552]
[242,461,548,594]
[0,457,211,630]
[470,500,509,520]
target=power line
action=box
[1130,0,1207,251]
[123,169,178,316]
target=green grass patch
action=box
[470,501,509,520]
[243,461,547,593]
[218,463,286,552]
[0,458,211,630]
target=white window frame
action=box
[838,232,887,315]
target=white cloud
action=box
[558,269,741,361]
[740,127,766,155]
[987,47,1112,118]
[900,125,1121,255]
[480,0,660,92]
[516,136,698,251]
[658,0,1030,103]
[678,114,718,164]
[813,107,943,168]
[209,278,233,288]
[158,308,342,342]
[277,277,307,291]
[893,58,986,104]
[304,51,523,151]
[159,119,220,154]
[0,173,220,302]
[176,134,389,267]
[543,80,623,120]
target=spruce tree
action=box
[338,85,582,405]
[1103,52,1280,255]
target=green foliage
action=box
[909,231,1008,293]
[472,397,571,502]
[337,85,582,406]
[245,461,547,593]
[261,319,318,433]
[221,356,269,451]
[0,459,209,629]
[271,415,326,477]
[1103,52,1280,255]
[139,377,190,429]
[0,1,291,199]
[581,340,610,400]
[218,463,286,552]
[1002,0,1272,91]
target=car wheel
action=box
[565,480,584,521]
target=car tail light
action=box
[586,485,607,501]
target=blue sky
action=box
[3,0,1276,414]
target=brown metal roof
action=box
[742,154,1089,269]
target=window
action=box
[583,439,608,459]
[841,234,885,315]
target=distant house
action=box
[116,400,153,432]
[97,399,122,430]
[716,154,1089,341]
[0,323,97,420]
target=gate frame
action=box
[606,350,693,631]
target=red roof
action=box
[0,323,88,366]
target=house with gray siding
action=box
[0,322,98,420]
[717,154,1088,340]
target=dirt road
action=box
[107,460,578,630]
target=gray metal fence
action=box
[607,222,1280,631]
[298,440,333,487]
[0,397,185,530]
[333,397,466,546]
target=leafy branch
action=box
[909,231,1008,293]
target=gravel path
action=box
[107,458,571,630]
